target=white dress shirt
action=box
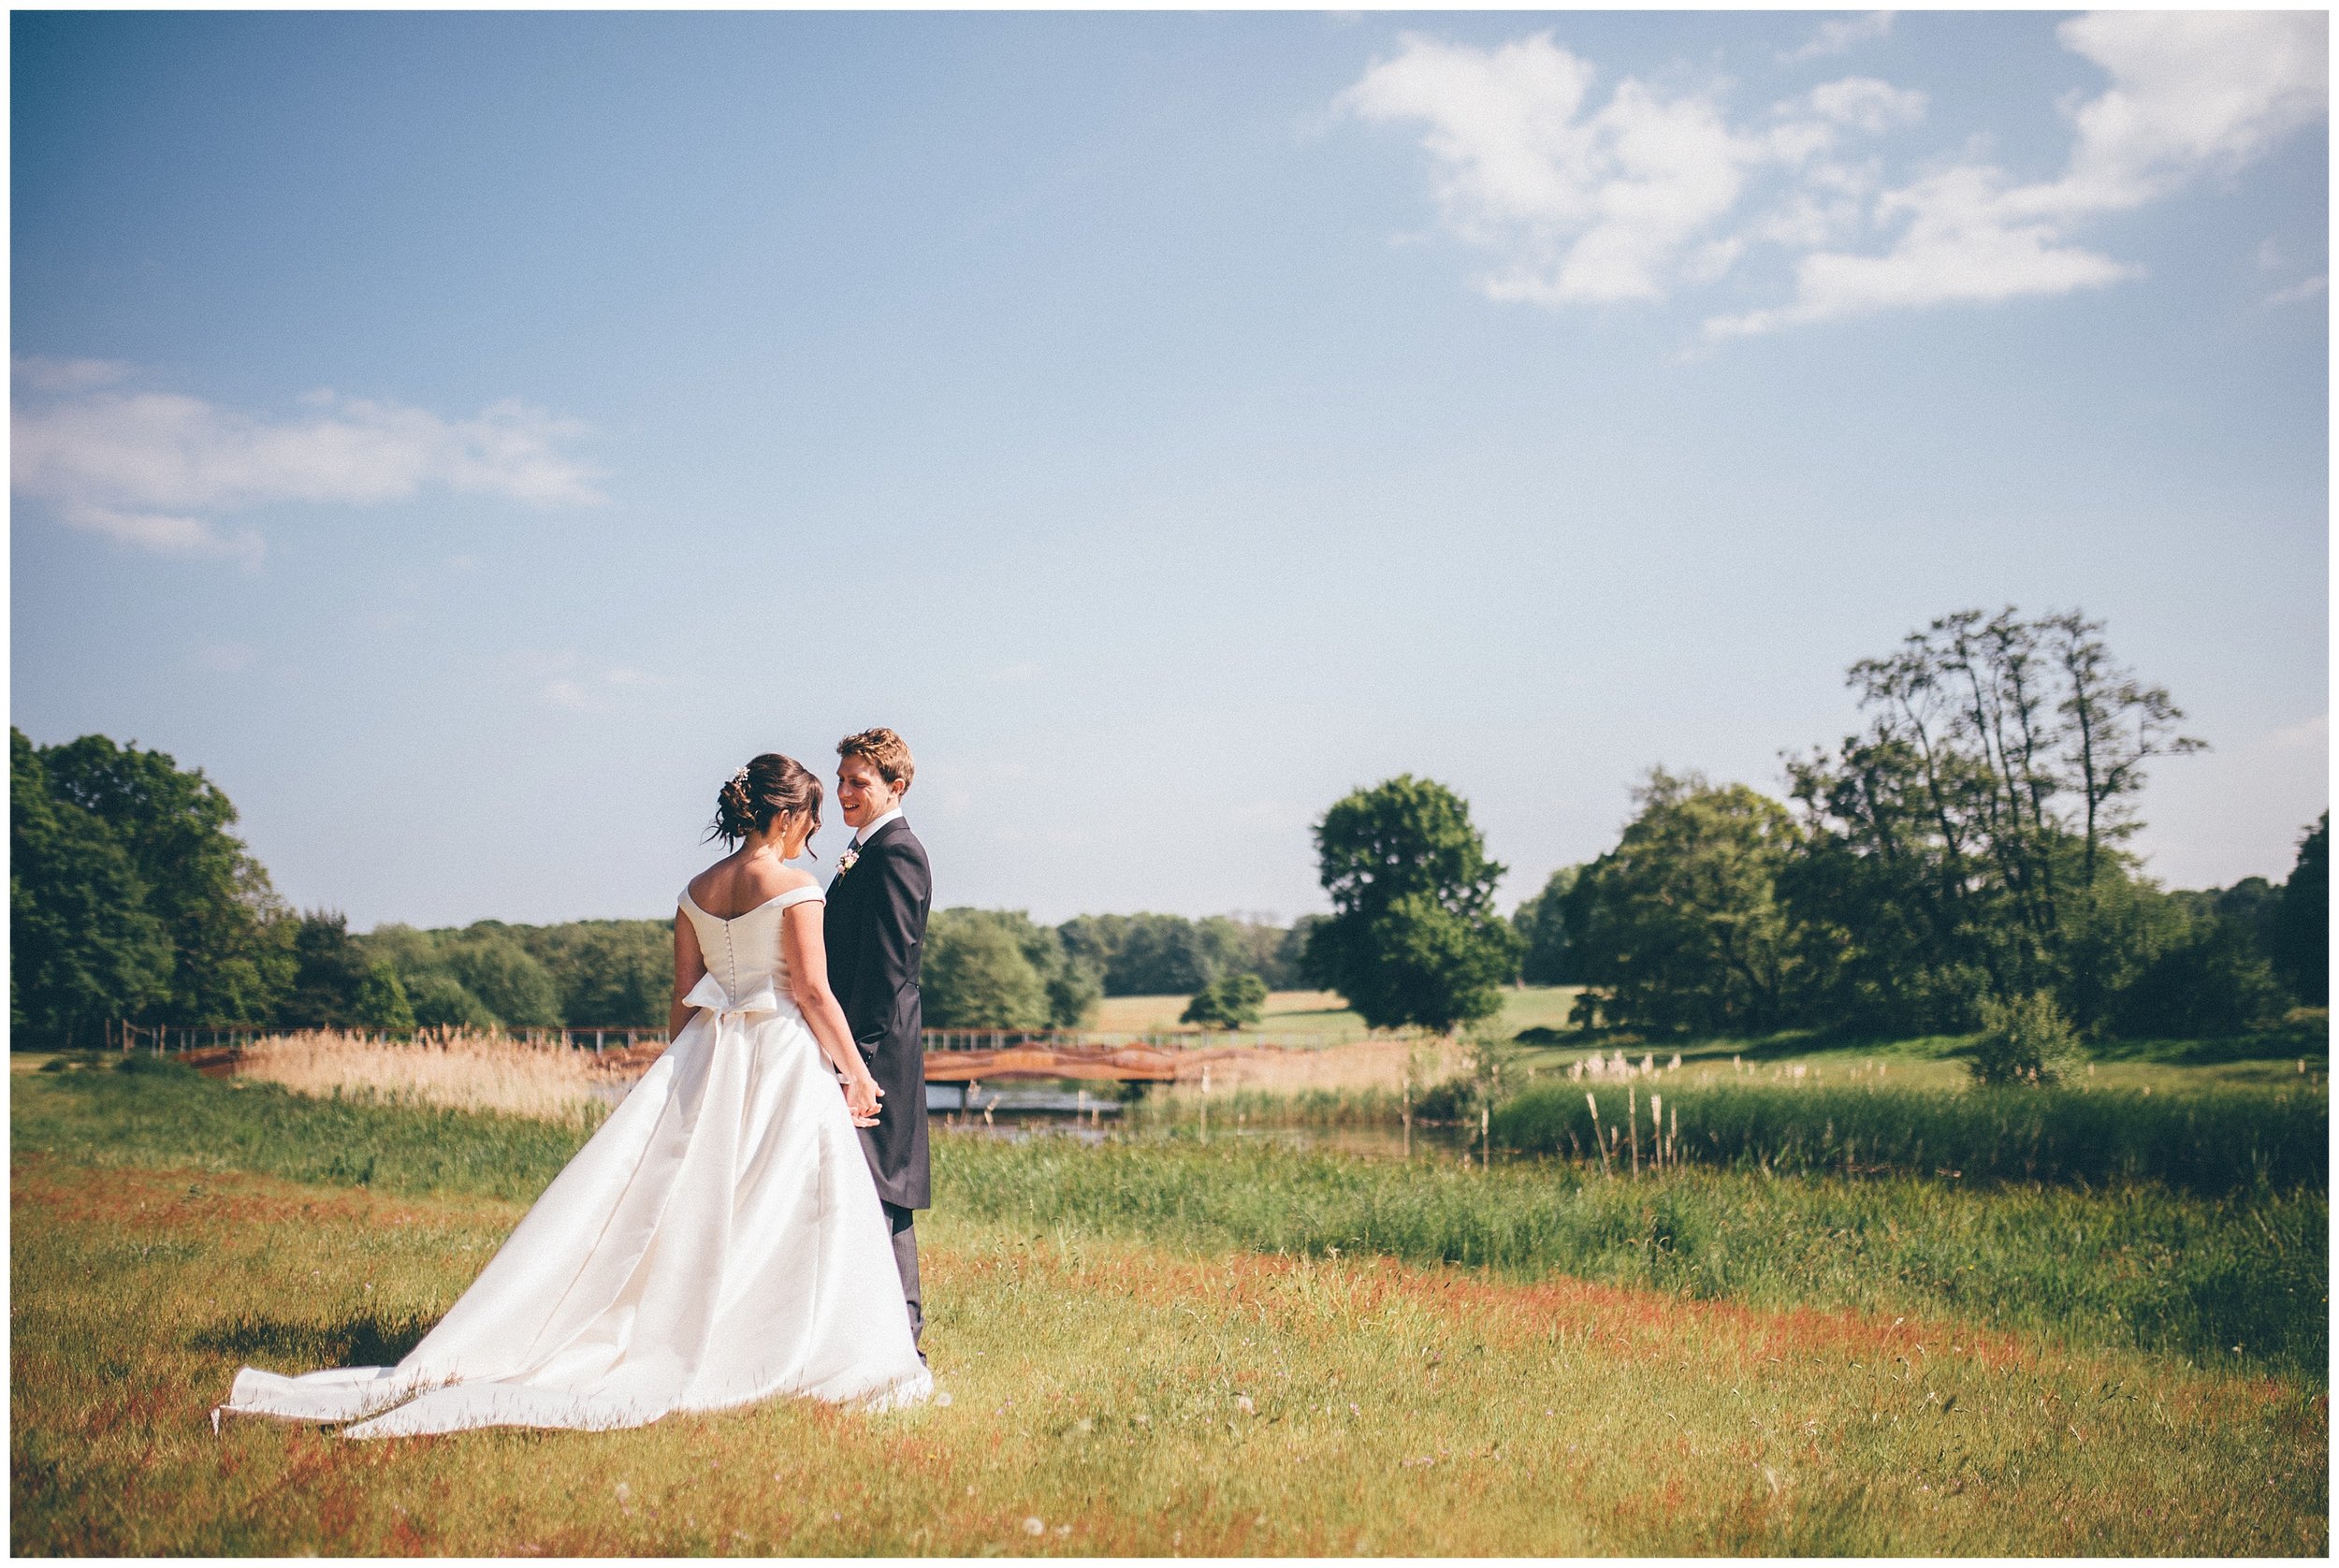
[850,806,903,850]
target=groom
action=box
[826,727,932,1359]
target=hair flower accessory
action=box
[730,763,750,786]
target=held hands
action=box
[844,1071,884,1128]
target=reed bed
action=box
[233,1028,618,1122]
[1151,1036,1466,1098]
[1494,1079,2326,1197]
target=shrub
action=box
[1411,1075,1479,1123]
[1181,972,1267,1029]
[1968,991,2084,1085]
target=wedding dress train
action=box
[222,884,931,1438]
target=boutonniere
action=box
[835,846,860,878]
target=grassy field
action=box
[10,1053,2327,1555]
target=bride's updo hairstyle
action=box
[709,753,824,852]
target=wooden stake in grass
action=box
[1649,1094,1663,1170]
[1402,1067,1412,1160]
[1481,1101,1490,1172]
[1628,1082,1640,1177]
[1585,1093,1610,1177]
[1669,1104,1678,1169]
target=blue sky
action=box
[11,9,2328,930]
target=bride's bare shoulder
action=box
[684,858,817,914]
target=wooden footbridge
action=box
[922,1043,1185,1084]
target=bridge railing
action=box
[923,1027,1341,1053]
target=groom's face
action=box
[836,756,906,830]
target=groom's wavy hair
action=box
[708,753,824,852]
[836,727,914,790]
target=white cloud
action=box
[1339,32,1766,304]
[1708,10,2327,337]
[2041,10,2327,216]
[1803,77,1925,136]
[2265,273,2328,308]
[1340,15,2326,342]
[59,502,266,569]
[13,367,604,562]
[1707,164,2140,338]
[1781,12,1894,65]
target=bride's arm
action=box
[781,901,883,1125]
[668,909,706,1038]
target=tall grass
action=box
[17,1060,2328,1378]
[1128,1085,1406,1127]
[936,1132,2328,1380]
[234,1028,618,1120]
[1496,1079,2326,1196]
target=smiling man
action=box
[824,727,932,1362]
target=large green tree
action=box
[10,730,174,1045]
[2267,814,2329,1007]
[1303,775,1519,1033]
[1512,864,1586,984]
[276,912,414,1032]
[1785,607,2203,1033]
[524,921,675,1027]
[1566,771,1801,1035]
[30,731,293,1026]
[440,926,563,1029]
[923,908,1053,1030]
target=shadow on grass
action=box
[189,1311,437,1369]
[2085,1024,2330,1067]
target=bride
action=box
[221,754,932,1437]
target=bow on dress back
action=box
[221,884,930,1438]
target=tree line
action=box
[915,909,1313,1031]
[11,726,690,1042]
[9,725,1322,1042]
[1308,608,2326,1041]
[16,607,2322,1048]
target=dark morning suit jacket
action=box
[824,816,931,1210]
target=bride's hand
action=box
[844,1072,883,1126]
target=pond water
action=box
[588,1079,1137,1118]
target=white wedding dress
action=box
[222,885,932,1438]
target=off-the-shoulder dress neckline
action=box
[679,885,821,923]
